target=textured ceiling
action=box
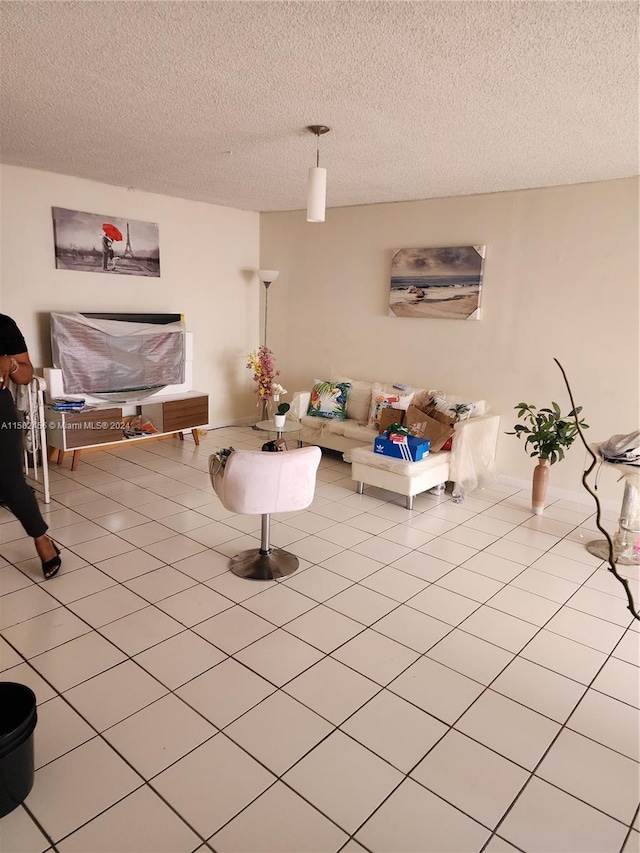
[1,1,638,213]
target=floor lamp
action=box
[256,269,278,423]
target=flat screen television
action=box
[50,312,186,401]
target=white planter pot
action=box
[273,414,286,429]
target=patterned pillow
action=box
[307,380,351,420]
[427,390,488,421]
[368,384,414,428]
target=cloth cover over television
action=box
[51,312,185,395]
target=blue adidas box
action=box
[373,435,431,461]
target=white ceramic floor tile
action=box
[567,688,640,762]
[99,605,184,655]
[407,584,480,626]
[498,776,629,853]
[391,551,454,583]
[172,547,230,581]
[283,729,403,833]
[426,629,513,685]
[455,689,561,770]
[122,564,196,602]
[389,656,484,724]
[288,535,345,564]
[154,583,233,627]
[491,656,586,722]
[520,628,608,685]
[193,605,275,654]
[0,584,60,630]
[350,536,410,564]
[133,629,226,689]
[225,690,333,775]
[325,583,398,625]
[284,657,380,724]
[63,659,168,731]
[419,537,479,566]
[67,584,148,628]
[591,656,640,708]
[142,535,208,563]
[1,606,91,658]
[283,564,354,602]
[458,605,539,654]
[332,628,420,686]
[545,604,627,653]
[104,693,216,778]
[411,728,529,827]
[152,734,275,838]
[235,628,324,686]
[94,509,150,532]
[613,630,640,665]
[30,630,127,692]
[320,550,385,581]
[537,728,640,824]
[25,737,141,843]
[34,695,95,768]
[0,802,51,852]
[209,780,349,852]
[373,604,451,653]
[461,551,527,584]
[57,785,202,852]
[341,688,448,773]
[360,565,429,602]
[1,661,57,704]
[488,585,562,626]
[377,523,435,548]
[241,583,317,626]
[176,658,275,727]
[510,566,581,604]
[284,604,364,653]
[95,550,165,582]
[355,776,490,852]
[71,535,136,563]
[435,565,505,603]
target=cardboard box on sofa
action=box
[373,434,431,461]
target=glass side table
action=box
[255,419,302,443]
[586,445,640,566]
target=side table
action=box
[255,419,302,444]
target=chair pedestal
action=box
[230,512,299,580]
[230,548,299,580]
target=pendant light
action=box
[306,125,330,223]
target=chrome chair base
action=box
[230,548,299,580]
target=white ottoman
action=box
[350,447,451,510]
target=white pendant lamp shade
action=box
[258,269,279,285]
[307,166,327,223]
[305,125,330,223]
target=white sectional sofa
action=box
[289,378,500,499]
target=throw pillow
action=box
[307,380,351,420]
[427,390,488,421]
[334,377,373,422]
[368,384,414,429]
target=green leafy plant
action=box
[507,402,589,465]
[277,402,290,415]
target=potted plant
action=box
[274,401,290,429]
[507,401,589,514]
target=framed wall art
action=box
[389,245,486,320]
[52,207,161,277]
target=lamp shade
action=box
[307,166,327,223]
[257,269,279,285]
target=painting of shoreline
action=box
[389,246,485,320]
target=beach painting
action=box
[389,246,486,320]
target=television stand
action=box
[45,392,209,471]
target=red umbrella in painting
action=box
[103,223,123,241]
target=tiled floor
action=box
[1,426,639,853]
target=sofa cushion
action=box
[368,384,415,428]
[334,377,373,422]
[300,414,350,436]
[342,421,378,442]
[307,380,351,420]
[413,389,488,421]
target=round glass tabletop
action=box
[254,420,301,434]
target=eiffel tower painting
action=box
[122,223,136,259]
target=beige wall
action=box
[261,178,639,504]
[0,164,261,425]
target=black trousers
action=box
[0,389,48,538]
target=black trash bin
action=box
[0,682,37,817]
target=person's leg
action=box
[0,392,59,576]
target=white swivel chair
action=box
[209,446,322,580]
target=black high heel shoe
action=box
[41,542,61,580]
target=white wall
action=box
[0,164,261,425]
[261,178,639,505]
